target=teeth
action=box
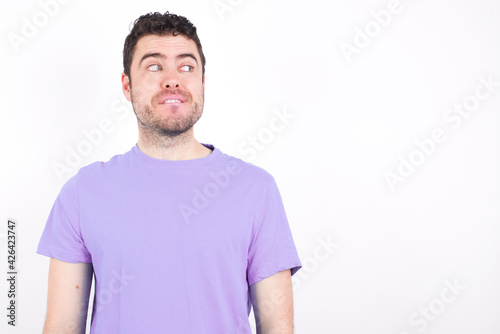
[163,99,182,104]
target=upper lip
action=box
[159,94,187,103]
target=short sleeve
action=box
[36,173,92,263]
[247,177,301,286]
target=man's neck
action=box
[136,127,212,161]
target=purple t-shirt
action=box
[37,144,301,333]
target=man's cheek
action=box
[144,75,159,87]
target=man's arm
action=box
[250,269,294,334]
[42,258,93,334]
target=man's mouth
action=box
[159,94,187,104]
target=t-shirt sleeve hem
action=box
[36,248,92,264]
[248,263,302,286]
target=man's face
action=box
[122,34,205,137]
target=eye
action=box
[147,64,162,72]
[180,65,193,72]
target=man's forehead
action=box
[134,34,199,60]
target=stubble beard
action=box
[131,88,204,140]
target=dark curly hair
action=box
[123,11,206,78]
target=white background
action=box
[1,0,500,333]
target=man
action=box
[37,11,301,333]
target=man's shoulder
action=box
[75,146,134,179]
[215,148,276,185]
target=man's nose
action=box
[165,82,179,88]
[161,69,180,88]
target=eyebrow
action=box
[138,52,199,66]
[176,53,199,65]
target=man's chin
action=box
[155,124,194,138]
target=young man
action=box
[37,11,301,333]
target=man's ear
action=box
[121,73,131,102]
[202,75,205,91]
